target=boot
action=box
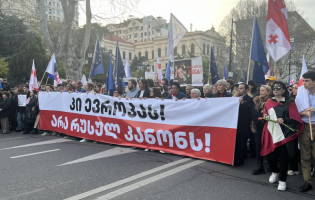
[251,160,265,175]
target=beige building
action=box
[103,27,228,73]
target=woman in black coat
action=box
[251,85,272,175]
[0,91,11,134]
[135,79,150,98]
[23,90,38,134]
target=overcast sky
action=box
[79,0,315,31]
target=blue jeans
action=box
[17,112,25,130]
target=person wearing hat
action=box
[2,78,11,91]
[265,76,277,87]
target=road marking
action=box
[95,160,204,200]
[10,149,60,159]
[0,136,25,141]
[58,147,137,166]
[0,138,72,150]
[64,158,191,200]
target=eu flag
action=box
[210,46,220,84]
[251,16,268,85]
[165,60,171,85]
[106,54,115,95]
[223,64,227,80]
[115,41,126,91]
[90,38,104,78]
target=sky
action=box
[79,0,315,31]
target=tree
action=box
[0,58,9,77]
[130,56,149,78]
[8,33,49,84]
[0,14,27,59]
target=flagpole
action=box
[309,116,313,141]
[38,72,46,88]
[247,16,256,84]
[45,76,49,87]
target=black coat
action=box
[251,103,265,135]
[135,88,151,98]
[212,90,232,98]
[8,97,17,119]
[0,98,11,118]
[201,93,212,98]
[237,94,253,133]
[25,96,37,120]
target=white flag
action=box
[295,55,309,113]
[265,52,271,79]
[124,58,132,78]
[167,13,188,62]
[81,74,87,87]
[157,54,163,84]
[29,60,39,92]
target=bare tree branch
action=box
[80,0,91,59]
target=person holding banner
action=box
[166,82,188,100]
[202,84,212,98]
[190,89,201,99]
[135,79,150,98]
[149,88,162,99]
[298,71,315,192]
[212,80,232,98]
[23,90,38,135]
[125,79,139,98]
[261,81,304,191]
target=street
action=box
[0,132,315,200]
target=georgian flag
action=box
[29,60,39,92]
[156,54,163,84]
[295,55,309,113]
[266,0,291,62]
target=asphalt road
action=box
[0,131,315,200]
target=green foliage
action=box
[0,14,27,59]
[0,58,9,77]
[8,33,49,84]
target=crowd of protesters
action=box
[1,70,315,193]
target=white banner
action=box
[174,56,203,86]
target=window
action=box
[57,3,59,7]
[158,48,161,57]
[129,34,132,39]
[141,33,143,37]
[207,45,209,55]
[148,32,150,36]
[49,1,51,5]
[49,9,52,14]
[134,40,137,43]
[191,44,195,55]
[165,48,167,57]
[129,52,132,60]
[52,9,55,14]
[144,32,146,36]
[182,45,186,55]
[148,25,150,28]
[145,51,148,59]
[141,26,143,30]
[123,52,126,59]
[144,39,146,41]
[138,52,141,58]
[152,50,154,59]
[57,11,60,15]
[203,44,205,54]
[152,30,154,34]
[134,33,138,37]
[174,47,177,55]
[152,38,154,40]
[141,39,143,42]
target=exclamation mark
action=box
[160,105,165,121]
[205,133,210,153]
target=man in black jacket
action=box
[2,78,10,91]
[234,83,253,166]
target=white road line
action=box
[95,160,204,200]
[58,147,137,166]
[10,149,60,159]
[0,138,72,150]
[64,158,192,200]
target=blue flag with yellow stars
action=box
[115,41,126,91]
[210,46,220,84]
[251,16,268,85]
[106,54,115,95]
[90,38,104,78]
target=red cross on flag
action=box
[29,60,39,92]
[266,0,291,62]
[157,54,163,84]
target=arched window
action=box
[165,48,167,57]
[158,48,161,57]
[174,47,177,55]
[145,51,148,59]
[182,45,186,55]
[152,50,154,59]
[207,45,209,55]
[138,52,141,58]
[191,44,195,55]
[203,44,205,54]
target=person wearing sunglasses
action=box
[261,81,304,191]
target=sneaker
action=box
[278,181,286,191]
[160,151,166,154]
[80,139,88,143]
[93,141,98,144]
[41,132,50,136]
[269,173,279,183]
[287,170,299,175]
[52,132,58,136]
[311,168,315,177]
[63,136,69,139]
[144,149,149,152]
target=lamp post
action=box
[289,38,294,76]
